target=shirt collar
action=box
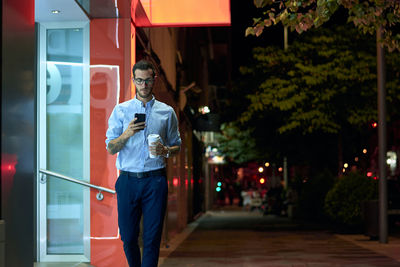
[133,95,155,108]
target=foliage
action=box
[218,25,400,166]
[324,171,378,227]
[246,0,400,52]
[215,122,259,164]
[239,25,400,135]
[217,25,400,166]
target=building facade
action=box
[1,0,230,266]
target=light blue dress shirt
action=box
[105,96,181,172]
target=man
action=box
[105,59,181,267]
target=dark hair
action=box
[132,59,156,78]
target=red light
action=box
[259,178,265,184]
[1,153,18,201]
[1,154,17,175]
[367,172,373,177]
[373,176,378,180]
[172,177,179,187]
[372,122,377,128]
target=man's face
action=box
[134,68,155,100]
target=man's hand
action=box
[149,142,180,158]
[107,117,146,155]
[149,141,168,157]
[124,117,145,138]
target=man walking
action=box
[106,59,181,267]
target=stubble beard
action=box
[137,87,152,100]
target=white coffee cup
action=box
[148,134,160,158]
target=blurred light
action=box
[387,151,397,173]
[1,153,17,177]
[198,106,210,114]
[209,155,225,164]
[264,162,270,167]
[363,149,367,154]
[259,178,265,184]
[344,163,349,168]
[278,167,283,172]
[342,168,346,173]
[373,176,378,180]
[51,10,61,14]
[371,122,378,128]
[367,172,373,177]
[258,167,264,173]
[217,181,222,187]
[172,177,179,187]
[355,157,359,162]
[216,187,221,192]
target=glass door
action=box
[37,21,90,262]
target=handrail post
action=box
[96,191,104,201]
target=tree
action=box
[246,0,400,52]
[242,1,399,239]
[216,122,259,164]
[240,25,397,134]
[219,25,400,170]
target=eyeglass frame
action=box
[132,76,156,85]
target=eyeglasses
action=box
[133,78,155,85]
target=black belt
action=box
[120,168,166,178]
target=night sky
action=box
[229,0,285,76]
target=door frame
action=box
[36,21,90,262]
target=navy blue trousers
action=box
[115,171,168,267]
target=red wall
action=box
[90,18,132,267]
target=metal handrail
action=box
[39,168,115,201]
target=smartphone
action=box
[135,113,146,123]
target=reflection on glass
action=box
[46,28,84,254]
[76,0,90,14]
[75,0,119,18]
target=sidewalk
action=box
[159,208,400,267]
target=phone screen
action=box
[135,113,146,123]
